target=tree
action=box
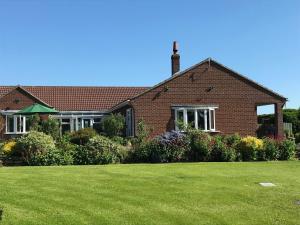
[40,117,60,140]
[102,113,125,137]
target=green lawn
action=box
[0,162,299,225]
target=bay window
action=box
[174,106,217,132]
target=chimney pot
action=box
[171,41,180,76]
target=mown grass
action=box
[0,162,299,225]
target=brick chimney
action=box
[171,41,180,76]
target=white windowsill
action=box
[5,132,28,135]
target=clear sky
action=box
[0,0,299,114]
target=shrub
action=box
[0,141,4,155]
[210,136,236,162]
[133,120,150,145]
[223,133,241,148]
[73,135,126,165]
[128,141,153,163]
[155,131,190,162]
[29,148,74,166]
[15,131,56,165]
[295,133,300,144]
[69,128,97,145]
[187,129,212,161]
[2,140,16,156]
[102,113,125,137]
[40,117,60,140]
[278,139,296,160]
[130,131,189,163]
[296,143,300,159]
[258,138,279,161]
[110,136,128,146]
[237,136,264,161]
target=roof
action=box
[111,58,287,110]
[0,86,149,111]
[0,58,287,112]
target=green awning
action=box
[15,103,59,114]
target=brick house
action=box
[0,42,287,139]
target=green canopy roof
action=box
[15,103,58,114]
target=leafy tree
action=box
[102,113,125,137]
[40,117,60,140]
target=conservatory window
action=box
[61,118,71,134]
[175,107,217,132]
[92,118,102,132]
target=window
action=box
[83,119,91,128]
[6,115,27,134]
[61,118,71,134]
[92,118,102,132]
[187,110,196,128]
[210,109,215,130]
[175,107,217,132]
[7,116,14,133]
[197,110,205,130]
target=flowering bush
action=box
[237,136,264,161]
[130,131,189,163]
[155,131,190,162]
[2,140,16,155]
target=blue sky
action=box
[0,0,299,114]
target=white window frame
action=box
[5,115,27,134]
[53,114,103,133]
[174,106,217,132]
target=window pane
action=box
[94,118,101,123]
[93,118,102,133]
[176,110,184,122]
[210,110,215,130]
[83,119,91,128]
[7,116,14,132]
[26,117,30,132]
[77,118,82,130]
[62,118,70,123]
[17,116,24,133]
[187,110,195,128]
[206,109,210,130]
[197,110,205,130]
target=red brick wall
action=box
[129,61,285,137]
[0,88,38,111]
[0,88,40,139]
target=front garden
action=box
[0,113,298,166]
